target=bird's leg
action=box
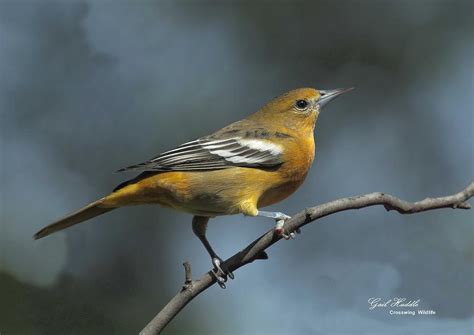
[192,216,234,288]
[256,210,300,239]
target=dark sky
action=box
[1,1,473,334]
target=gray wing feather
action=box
[117,137,283,172]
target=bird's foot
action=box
[274,215,300,240]
[211,256,234,289]
[255,210,300,239]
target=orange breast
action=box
[258,135,315,207]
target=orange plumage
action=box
[34,87,352,278]
[101,88,318,216]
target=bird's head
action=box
[250,87,353,134]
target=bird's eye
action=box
[295,99,309,110]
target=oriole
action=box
[34,87,352,286]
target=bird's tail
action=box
[34,198,115,240]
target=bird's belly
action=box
[131,169,258,216]
[257,177,306,208]
[110,163,311,216]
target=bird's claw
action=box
[211,271,227,289]
[274,217,299,240]
[211,257,234,289]
[275,228,295,240]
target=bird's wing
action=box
[117,137,283,172]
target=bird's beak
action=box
[318,87,354,108]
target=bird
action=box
[34,87,352,287]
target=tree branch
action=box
[139,181,474,335]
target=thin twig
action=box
[140,181,474,335]
[182,261,192,290]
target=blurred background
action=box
[1,1,473,334]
